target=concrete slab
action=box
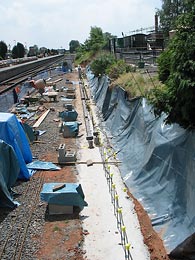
[75,81,150,260]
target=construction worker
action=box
[78,65,82,80]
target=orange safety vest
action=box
[15,86,20,93]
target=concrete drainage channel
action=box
[77,77,150,260]
[79,80,98,149]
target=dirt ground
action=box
[33,71,170,260]
[129,193,170,260]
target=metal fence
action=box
[116,49,162,67]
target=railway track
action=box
[0,173,46,260]
[0,71,80,260]
[0,55,64,95]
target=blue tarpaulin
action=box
[59,110,78,121]
[0,112,32,179]
[62,121,79,137]
[27,160,60,170]
[0,140,20,208]
[40,183,88,210]
[87,70,195,254]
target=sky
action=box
[0,0,162,50]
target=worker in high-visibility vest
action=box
[13,86,20,103]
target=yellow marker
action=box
[110,173,113,177]
[103,151,107,156]
[112,184,116,189]
[105,158,108,162]
[108,148,111,153]
[125,243,131,250]
[123,187,127,192]
[115,194,119,200]
[107,165,110,170]
[121,226,126,232]
[117,208,122,214]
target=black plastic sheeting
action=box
[0,140,20,208]
[169,232,195,260]
[87,70,195,255]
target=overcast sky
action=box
[0,0,162,50]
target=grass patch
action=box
[110,71,164,99]
[75,50,94,66]
[53,226,61,232]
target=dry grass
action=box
[110,71,163,99]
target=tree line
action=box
[71,2,195,130]
[68,2,195,130]
[0,41,59,60]
[1,1,194,129]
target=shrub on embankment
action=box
[75,26,115,66]
[89,52,162,100]
[110,72,163,99]
[147,12,195,130]
[90,16,195,131]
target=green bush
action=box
[106,60,136,80]
[157,49,172,83]
[90,53,116,77]
[75,50,94,66]
[90,55,136,79]
[148,12,195,130]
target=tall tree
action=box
[158,0,189,38]
[12,42,25,58]
[17,42,25,58]
[75,26,115,64]
[0,41,8,59]
[69,40,80,53]
[88,26,106,52]
[150,9,195,129]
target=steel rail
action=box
[0,56,64,95]
[0,172,45,260]
[0,72,78,259]
[15,173,45,260]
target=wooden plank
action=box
[53,160,121,165]
[46,78,63,86]
[33,109,50,128]
[53,184,66,192]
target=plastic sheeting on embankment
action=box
[87,70,195,254]
[0,140,20,208]
[0,113,32,180]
